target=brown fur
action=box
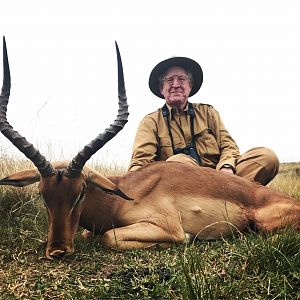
[1,160,299,259]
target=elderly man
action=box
[128,57,279,185]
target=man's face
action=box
[159,66,192,111]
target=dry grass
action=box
[269,162,300,199]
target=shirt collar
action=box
[164,102,189,120]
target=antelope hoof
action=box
[82,229,93,240]
[49,249,66,258]
[184,233,196,243]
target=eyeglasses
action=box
[162,75,191,85]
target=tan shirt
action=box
[128,102,240,172]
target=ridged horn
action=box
[65,42,129,178]
[0,37,55,177]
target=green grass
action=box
[1,157,300,299]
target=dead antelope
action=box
[1,38,300,260]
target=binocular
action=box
[174,146,201,165]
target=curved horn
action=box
[65,42,129,178]
[0,37,55,177]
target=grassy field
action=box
[1,156,300,299]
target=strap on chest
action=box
[162,103,201,164]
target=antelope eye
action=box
[39,193,49,208]
[74,186,87,207]
[79,188,86,201]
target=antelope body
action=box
[1,37,300,259]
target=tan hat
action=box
[148,56,203,99]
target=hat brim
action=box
[148,57,203,99]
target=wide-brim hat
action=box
[149,56,203,99]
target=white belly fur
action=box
[177,197,247,240]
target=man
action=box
[128,56,279,185]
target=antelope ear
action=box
[87,173,133,201]
[0,169,41,187]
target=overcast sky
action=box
[0,0,299,167]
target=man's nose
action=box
[171,77,180,87]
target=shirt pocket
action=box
[194,129,220,163]
[159,136,182,161]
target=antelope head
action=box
[0,37,130,259]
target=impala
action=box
[1,37,300,260]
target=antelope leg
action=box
[102,222,186,250]
[254,200,300,232]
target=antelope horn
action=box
[65,42,129,178]
[0,37,55,177]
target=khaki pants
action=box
[166,147,279,186]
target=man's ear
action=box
[159,85,164,96]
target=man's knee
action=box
[258,147,279,173]
[236,147,279,185]
[166,154,199,166]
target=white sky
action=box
[0,0,299,167]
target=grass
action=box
[1,155,300,299]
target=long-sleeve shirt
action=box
[128,102,240,172]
